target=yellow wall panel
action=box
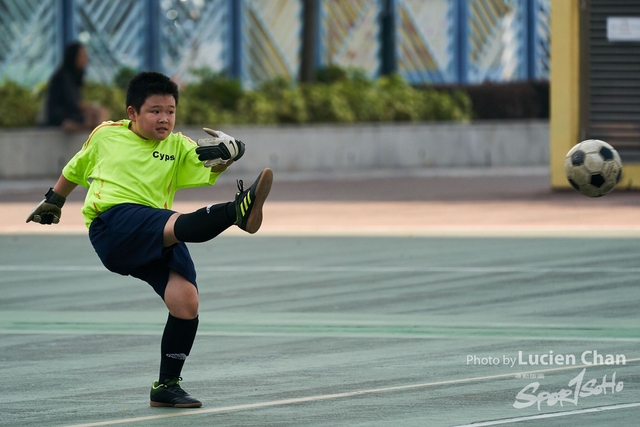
[549,0,580,189]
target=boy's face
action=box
[127,94,176,141]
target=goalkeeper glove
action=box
[196,128,245,167]
[26,188,66,225]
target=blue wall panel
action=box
[242,0,303,87]
[158,0,229,84]
[0,0,62,88]
[320,0,382,77]
[0,0,550,88]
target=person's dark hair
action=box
[126,71,179,112]
[59,42,85,86]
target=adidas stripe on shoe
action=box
[234,168,273,234]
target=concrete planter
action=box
[0,121,549,179]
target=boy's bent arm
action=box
[53,174,78,198]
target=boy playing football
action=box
[26,71,273,408]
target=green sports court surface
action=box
[1,233,639,427]
[1,169,640,426]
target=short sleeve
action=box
[62,136,98,188]
[174,135,221,190]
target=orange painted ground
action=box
[4,170,640,237]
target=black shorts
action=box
[88,203,197,298]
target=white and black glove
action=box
[196,128,245,167]
[26,188,66,225]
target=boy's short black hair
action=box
[126,71,179,112]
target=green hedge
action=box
[0,81,41,127]
[0,67,472,127]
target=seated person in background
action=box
[45,42,108,132]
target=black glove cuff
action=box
[234,140,245,161]
[45,188,66,208]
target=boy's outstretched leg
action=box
[163,168,273,246]
[234,167,273,234]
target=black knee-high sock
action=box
[173,202,236,243]
[159,314,199,383]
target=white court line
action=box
[451,402,640,426]
[65,358,640,427]
[4,265,640,274]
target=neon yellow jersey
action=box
[63,120,222,228]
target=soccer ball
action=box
[564,139,622,197]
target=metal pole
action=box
[379,0,397,76]
[146,0,161,72]
[526,0,537,80]
[300,0,320,82]
[230,0,243,79]
[61,0,76,48]
[456,0,468,84]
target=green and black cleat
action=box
[234,168,273,234]
[150,378,202,408]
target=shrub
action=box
[113,66,138,90]
[258,77,308,123]
[186,67,244,111]
[0,81,40,127]
[334,71,384,122]
[421,89,472,122]
[315,65,348,83]
[301,83,355,123]
[0,65,473,127]
[235,91,278,125]
[83,82,126,121]
[376,74,423,122]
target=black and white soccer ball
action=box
[564,139,622,197]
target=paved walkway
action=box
[3,167,640,237]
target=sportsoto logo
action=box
[153,151,175,161]
[513,368,623,410]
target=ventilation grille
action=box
[587,0,640,160]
